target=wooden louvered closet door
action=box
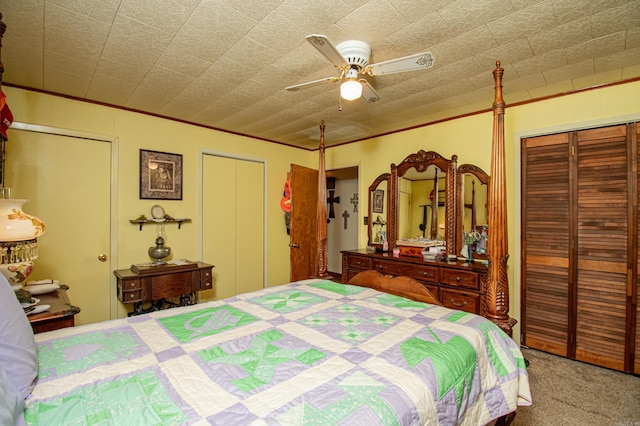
[574,126,629,371]
[521,133,571,357]
[522,123,639,373]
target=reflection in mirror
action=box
[398,165,446,242]
[367,173,389,247]
[457,164,489,260]
[389,150,457,256]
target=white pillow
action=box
[0,366,26,426]
[0,274,38,402]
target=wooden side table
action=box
[28,285,81,334]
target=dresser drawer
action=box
[348,255,372,270]
[122,279,141,290]
[440,269,479,290]
[120,290,142,303]
[441,288,480,314]
[372,260,438,283]
[200,268,213,290]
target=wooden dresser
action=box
[341,249,487,315]
[114,261,213,316]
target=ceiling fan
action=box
[286,34,435,103]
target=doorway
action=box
[326,166,358,278]
[6,125,116,324]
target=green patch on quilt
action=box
[250,289,327,313]
[309,281,366,296]
[475,320,515,377]
[38,330,139,380]
[277,371,400,425]
[24,370,187,425]
[374,293,426,309]
[199,329,326,393]
[159,305,258,343]
[401,329,476,411]
[445,310,471,323]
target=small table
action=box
[114,261,214,316]
[28,285,81,334]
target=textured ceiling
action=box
[0,0,639,150]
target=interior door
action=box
[290,164,318,281]
[5,129,112,325]
[202,154,264,300]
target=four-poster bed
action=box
[0,10,528,419]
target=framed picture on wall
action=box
[140,149,183,200]
[373,189,384,213]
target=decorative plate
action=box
[151,204,165,219]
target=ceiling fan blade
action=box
[305,34,348,68]
[360,79,380,103]
[286,77,339,91]
[367,51,435,76]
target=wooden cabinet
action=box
[341,250,486,315]
[114,262,213,316]
[28,285,81,334]
[522,123,640,374]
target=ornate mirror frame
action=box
[456,164,490,260]
[367,173,390,248]
[388,150,458,256]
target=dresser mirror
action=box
[456,164,489,260]
[397,165,446,241]
[388,150,458,255]
[367,173,390,247]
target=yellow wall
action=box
[5,86,313,298]
[7,78,640,336]
[326,79,640,342]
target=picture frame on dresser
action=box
[372,189,384,213]
[139,149,183,200]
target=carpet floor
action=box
[513,348,640,426]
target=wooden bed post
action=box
[316,120,328,279]
[486,61,515,336]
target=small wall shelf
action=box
[129,218,192,231]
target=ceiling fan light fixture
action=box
[340,79,362,101]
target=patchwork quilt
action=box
[26,279,531,425]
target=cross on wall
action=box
[326,190,340,219]
[342,210,350,229]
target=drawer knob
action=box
[455,277,461,281]
[450,299,467,307]
[423,272,430,276]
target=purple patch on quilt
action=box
[410,314,436,325]
[155,345,186,362]
[206,402,258,425]
[126,315,148,324]
[483,385,511,419]
[267,316,288,326]
[340,347,372,364]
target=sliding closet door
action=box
[521,133,571,356]
[202,154,264,300]
[574,125,629,371]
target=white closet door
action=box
[6,129,111,325]
[202,155,264,300]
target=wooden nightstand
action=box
[28,285,81,334]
